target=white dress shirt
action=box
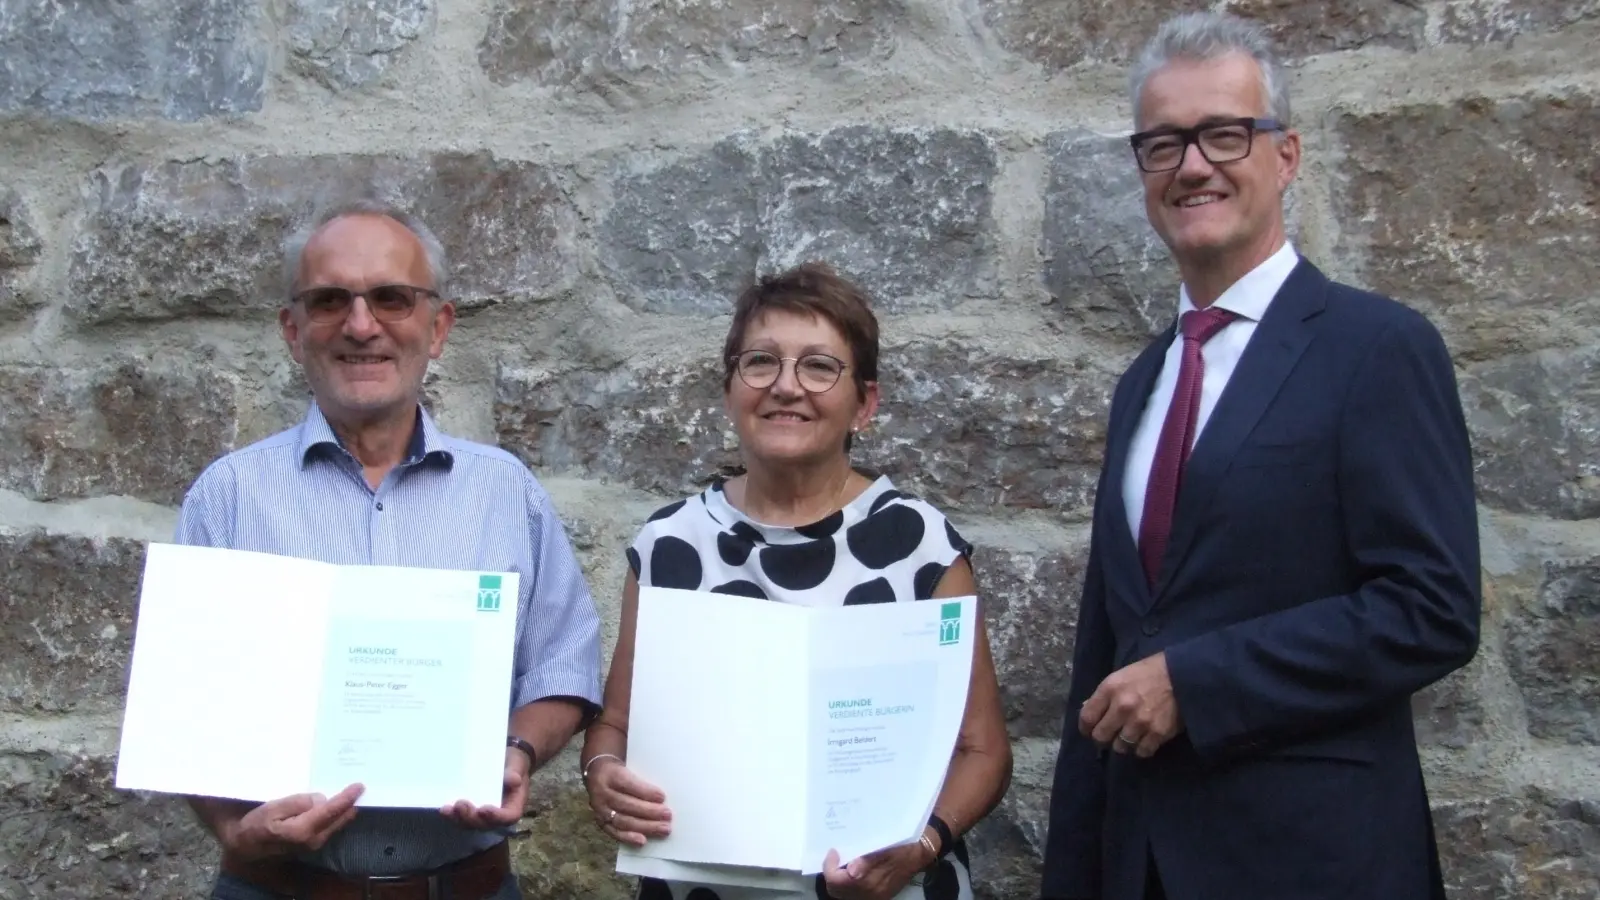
[1122,242,1300,539]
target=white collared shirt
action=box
[1123,242,1300,538]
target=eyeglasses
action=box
[1129,117,1285,173]
[729,350,849,394]
[290,284,439,324]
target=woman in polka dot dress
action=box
[579,263,1011,900]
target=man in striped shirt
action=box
[174,200,604,900]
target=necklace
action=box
[735,469,855,525]
[826,470,854,518]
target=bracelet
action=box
[918,832,938,862]
[581,753,623,781]
[507,736,538,770]
[927,813,954,859]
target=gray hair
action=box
[1129,12,1292,130]
[282,198,449,301]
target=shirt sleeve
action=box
[511,474,605,718]
[172,461,238,548]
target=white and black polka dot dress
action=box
[626,475,977,900]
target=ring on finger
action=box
[1116,733,1138,746]
[609,809,618,824]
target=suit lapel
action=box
[1102,331,1173,609]
[1151,259,1330,603]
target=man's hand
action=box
[1079,652,1183,758]
[819,840,933,900]
[440,748,530,830]
[221,784,364,861]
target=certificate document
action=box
[114,543,518,809]
[618,587,975,879]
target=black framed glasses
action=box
[1129,117,1285,173]
[730,349,849,394]
[290,284,439,324]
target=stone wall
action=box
[1,1,1597,898]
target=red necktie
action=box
[1138,307,1238,589]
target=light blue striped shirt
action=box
[174,402,603,875]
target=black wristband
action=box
[927,813,954,859]
[507,736,538,770]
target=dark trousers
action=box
[1146,850,1167,900]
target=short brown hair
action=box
[721,262,880,400]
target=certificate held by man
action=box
[114,543,519,809]
[620,586,976,877]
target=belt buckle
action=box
[360,874,440,900]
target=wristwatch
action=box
[507,735,538,770]
[927,814,954,859]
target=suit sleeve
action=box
[1040,500,1115,899]
[1164,309,1481,760]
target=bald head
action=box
[282,200,448,302]
[295,214,434,299]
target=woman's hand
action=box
[583,757,672,847]
[819,841,932,900]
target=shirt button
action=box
[375,502,384,511]
[384,846,396,857]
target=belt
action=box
[219,840,511,900]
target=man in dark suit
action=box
[1040,12,1481,900]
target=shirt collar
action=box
[1177,241,1300,322]
[296,402,452,468]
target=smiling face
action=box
[279,213,455,428]
[725,309,878,468]
[1137,53,1300,279]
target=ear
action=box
[1275,128,1302,192]
[427,301,456,359]
[854,381,880,433]
[279,305,305,365]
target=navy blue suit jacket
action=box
[1040,260,1481,900]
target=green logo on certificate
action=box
[477,575,502,612]
[938,602,961,645]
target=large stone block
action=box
[1506,558,1600,745]
[975,0,1204,69]
[68,154,578,324]
[1410,654,1498,751]
[1433,788,1600,899]
[0,749,211,899]
[1042,130,1173,345]
[511,786,633,900]
[287,0,433,91]
[601,136,762,315]
[763,128,998,311]
[965,738,1056,900]
[0,363,239,506]
[1333,93,1600,363]
[602,127,998,315]
[495,344,1112,514]
[976,0,1420,68]
[0,0,265,121]
[478,0,904,87]
[975,541,1087,739]
[1439,0,1600,43]
[0,530,144,714]
[1223,0,1425,54]
[1461,348,1600,520]
[0,187,42,315]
